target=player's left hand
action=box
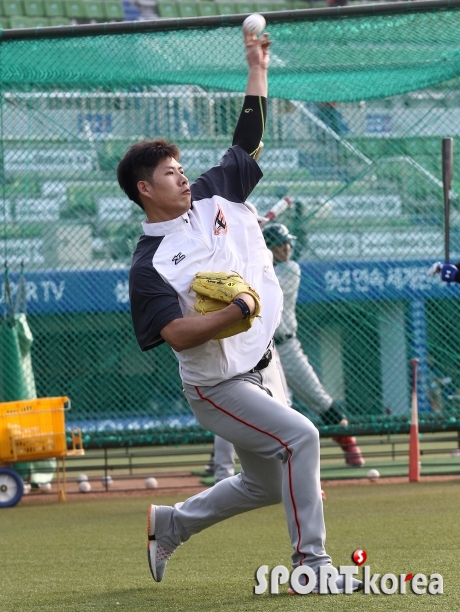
[321,401,347,426]
[244,31,271,71]
[441,263,459,282]
[428,262,441,276]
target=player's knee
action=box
[265,485,282,505]
[296,420,320,449]
[256,483,282,506]
[242,475,282,505]
[261,473,283,504]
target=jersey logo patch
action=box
[172,252,186,265]
[214,204,228,236]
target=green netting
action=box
[1,4,460,448]
[3,9,460,100]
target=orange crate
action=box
[0,397,70,463]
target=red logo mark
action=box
[405,573,413,581]
[213,204,228,236]
[351,549,367,566]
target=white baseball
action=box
[242,13,266,36]
[77,473,88,483]
[145,477,158,489]
[101,475,113,488]
[367,469,380,480]
[39,482,52,492]
[78,480,91,493]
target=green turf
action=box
[2,482,458,611]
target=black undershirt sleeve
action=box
[129,236,183,351]
[129,263,183,351]
[232,95,267,158]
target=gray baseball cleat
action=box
[288,570,364,595]
[147,505,174,582]
[320,574,364,594]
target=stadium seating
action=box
[199,1,217,16]
[9,14,42,25]
[215,1,236,14]
[3,0,24,17]
[64,0,85,18]
[0,0,368,30]
[104,0,123,19]
[49,15,70,22]
[24,0,44,16]
[44,0,64,16]
[156,0,178,17]
[177,1,199,17]
[85,0,105,18]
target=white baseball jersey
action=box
[130,146,283,386]
[274,260,301,338]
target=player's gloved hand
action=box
[428,261,460,282]
[321,401,347,426]
[440,263,460,283]
[190,271,261,339]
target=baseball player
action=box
[118,31,362,594]
[263,223,365,468]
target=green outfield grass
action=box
[1,481,459,611]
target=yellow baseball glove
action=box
[190,271,262,339]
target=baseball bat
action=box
[409,358,420,483]
[264,197,292,222]
[442,137,454,264]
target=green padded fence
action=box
[2,2,460,447]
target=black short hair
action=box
[117,138,180,210]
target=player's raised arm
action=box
[245,29,270,97]
[232,31,271,159]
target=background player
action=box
[118,28,362,594]
[263,223,365,468]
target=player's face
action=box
[272,242,291,263]
[138,157,191,222]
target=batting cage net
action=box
[2,1,460,447]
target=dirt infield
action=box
[20,472,207,504]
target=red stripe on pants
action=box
[194,385,305,564]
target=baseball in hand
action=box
[242,13,266,36]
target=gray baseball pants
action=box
[214,435,236,482]
[155,357,331,571]
[213,347,291,482]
